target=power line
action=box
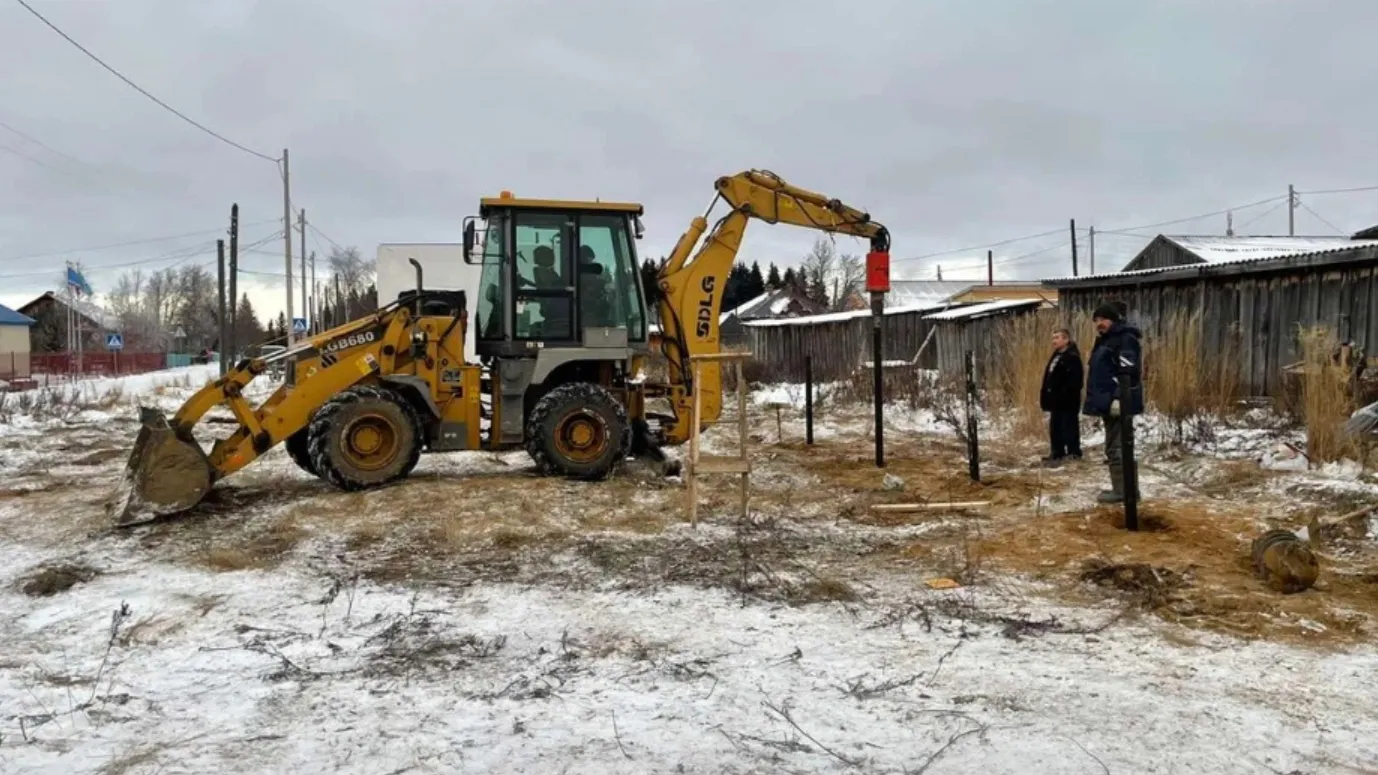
[0,220,276,264]
[1096,194,1288,236]
[1296,201,1347,235]
[0,140,76,175]
[1297,184,1378,195]
[0,117,93,169]
[1235,199,1290,231]
[12,0,278,163]
[0,231,282,280]
[892,227,1067,264]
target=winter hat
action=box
[1091,303,1122,322]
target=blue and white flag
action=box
[66,265,93,297]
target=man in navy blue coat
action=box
[1083,302,1144,503]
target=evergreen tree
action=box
[640,258,663,310]
[747,262,766,301]
[782,267,798,291]
[276,311,288,342]
[766,263,782,290]
[722,264,753,313]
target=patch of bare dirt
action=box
[19,561,101,597]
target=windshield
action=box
[475,215,506,340]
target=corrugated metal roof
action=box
[0,304,36,326]
[923,298,1044,322]
[1042,237,1378,285]
[743,301,958,328]
[1166,235,1372,264]
[887,280,973,307]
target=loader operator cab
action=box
[462,192,654,451]
[463,192,650,354]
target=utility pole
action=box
[1088,226,1096,275]
[1069,218,1079,277]
[986,249,993,285]
[299,209,308,330]
[1226,211,1234,237]
[309,252,318,333]
[1287,184,1296,236]
[228,203,238,360]
[335,274,343,328]
[217,239,227,377]
[281,148,295,344]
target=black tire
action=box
[524,382,631,480]
[285,428,319,478]
[307,385,422,492]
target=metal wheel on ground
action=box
[524,382,631,479]
[307,385,422,491]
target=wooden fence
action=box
[1055,254,1378,396]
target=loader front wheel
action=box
[307,385,421,492]
[285,428,319,478]
[525,382,630,480]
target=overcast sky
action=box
[3,0,1378,323]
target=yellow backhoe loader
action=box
[113,170,891,525]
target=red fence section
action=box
[2,351,168,386]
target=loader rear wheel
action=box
[285,428,319,478]
[524,382,631,480]
[307,385,421,492]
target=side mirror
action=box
[462,217,478,264]
[632,215,645,240]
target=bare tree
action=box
[831,252,866,312]
[799,237,836,309]
[328,246,374,295]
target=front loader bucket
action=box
[110,406,214,526]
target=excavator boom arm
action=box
[653,170,890,443]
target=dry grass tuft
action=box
[789,576,860,605]
[1299,325,1360,463]
[987,310,1054,441]
[201,518,307,572]
[1143,310,1244,442]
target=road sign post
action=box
[292,317,308,337]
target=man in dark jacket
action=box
[1083,303,1144,503]
[1040,327,1083,465]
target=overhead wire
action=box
[1296,201,1348,235]
[11,0,279,163]
[0,117,94,168]
[0,220,278,265]
[0,230,283,280]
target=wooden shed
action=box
[744,302,957,381]
[1045,237,1378,396]
[926,299,1051,382]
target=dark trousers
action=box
[1049,410,1082,458]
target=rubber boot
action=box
[1097,463,1124,503]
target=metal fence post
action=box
[965,349,980,482]
[1118,373,1139,531]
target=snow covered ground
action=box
[2,367,1377,774]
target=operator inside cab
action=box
[578,244,614,328]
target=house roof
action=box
[0,304,36,326]
[923,298,1046,322]
[1043,236,1378,287]
[19,291,117,329]
[720,287,820,322]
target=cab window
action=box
[577,214,644,340]
[475,216,506,340]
